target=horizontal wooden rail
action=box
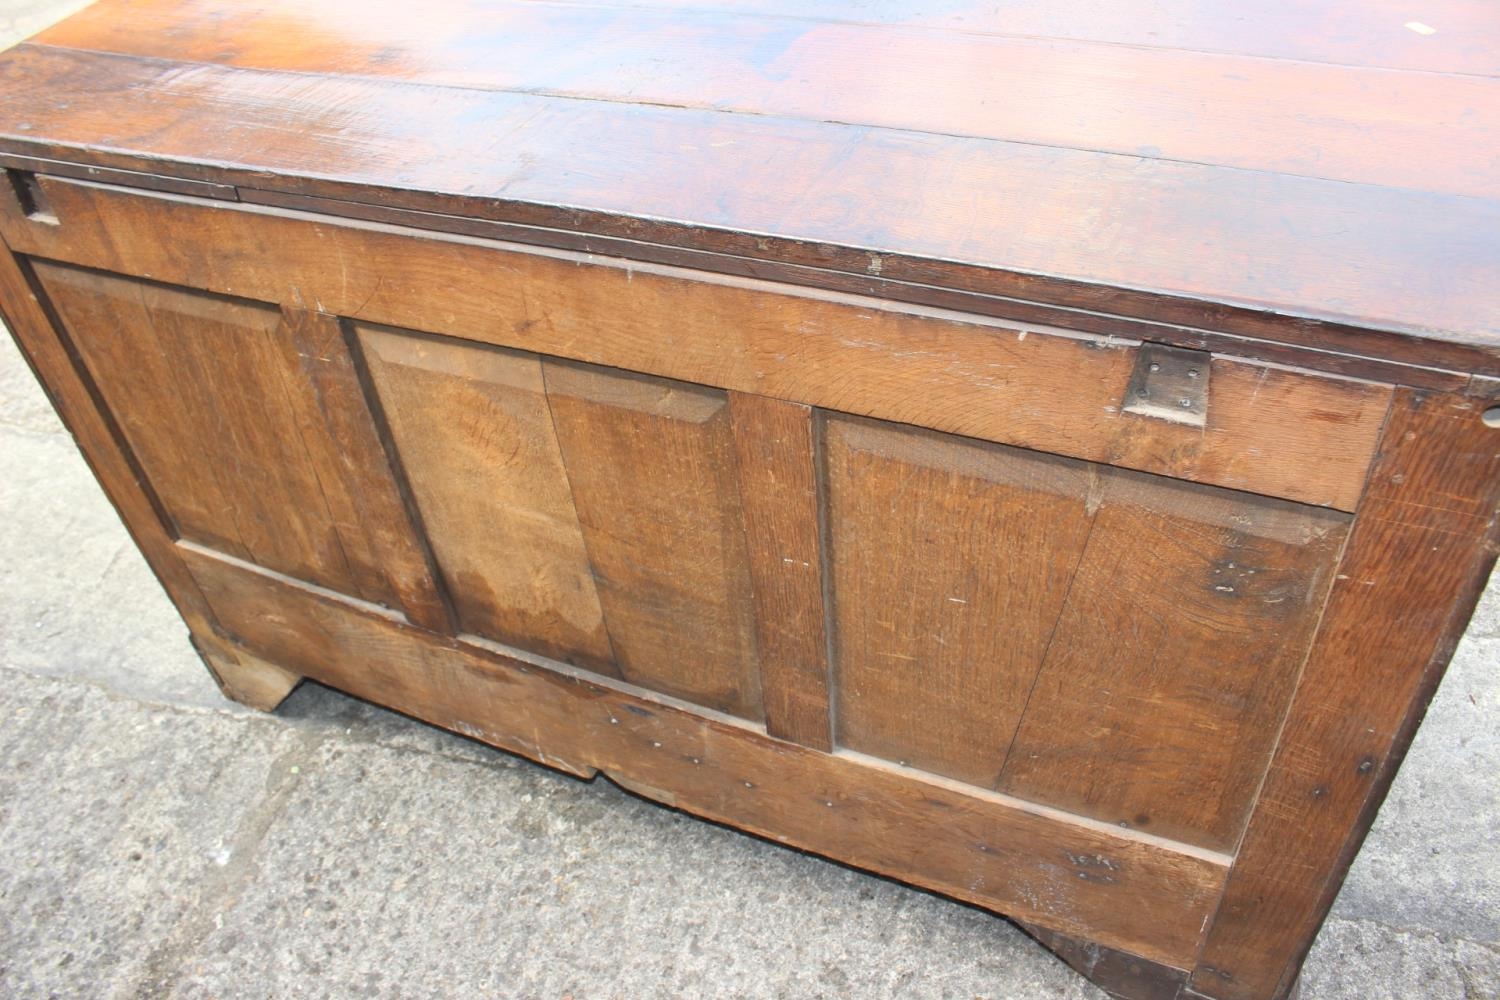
[175,539,1231,968]
[0,176,1390,510]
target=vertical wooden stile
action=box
[275,306,454,633]
[728,391,833,751]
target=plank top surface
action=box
[1,0,1498,366]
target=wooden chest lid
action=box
[1,0,1498,378]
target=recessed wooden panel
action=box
[998,474,1350,851]
[32,261,396,603]
[825,415,1096,786]
[356,324,612,670]
[543,360,761,719]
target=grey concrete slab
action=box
[0,419,213,710]
[0,674,312,999]
[1301,919,1500,1000]
[171,731,1097,1000]
[1332,630,1500,944]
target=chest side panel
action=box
[3,173,1430,972]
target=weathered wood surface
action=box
[39,0,1500,76]
[358,324,609,663]
[0,177,1392,511]
[1192,390,1500,1000]
[32,261,451,627]
[995,471,1350,851]
[543,359,763,719]
[728,392,832,751]
[198,641,303,712]
[176,539,1232,969]
[825,416,1094,788]
[31,0,1500,198]
[1,1,1498,369]
[4,8,1499,996]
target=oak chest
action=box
[2,3,1497,998]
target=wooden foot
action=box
[1018,921,1188,1000]
[193,635,302,711]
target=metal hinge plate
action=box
[1123,344,1210,427]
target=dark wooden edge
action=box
[0,136,1492,385]
[0,149,239,201]
[1259,523,1500,1000]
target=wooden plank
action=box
[2,49,1499,366]
[356,323,612,668]
[0,178,1394,510]
[174,540,1233,968]
[997,472,1352,852]
[32,261,378,597]
[823,415,1094,786]
[543,360,762,719]
[232,187,1475,394]
[727,392,831,751]
[33,0,1499,198]
[275,309,454,632]
[1190,390,1500,1000]
[467,0,1500,74]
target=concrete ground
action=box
[1,6,1498,998]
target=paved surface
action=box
[1,5,1498,997]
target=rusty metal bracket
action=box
[1124,343,1210,427]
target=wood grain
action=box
[175,539,1232,968]
[0,178,1393,510]
[1191,391,1500,999]
[0,249,224,638]
[824,415,1094,786]
[33,262,386,598]
[37,0,1498,197]
[229,186,1476,395]
[728,392,832,750]
[483,0,1500,74]
[356,323,611,666]
[198,641,302,712]
[544,360,762,719]
[2,46,1499,365]
[275,307,453,632]
[998,473,1351,851]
